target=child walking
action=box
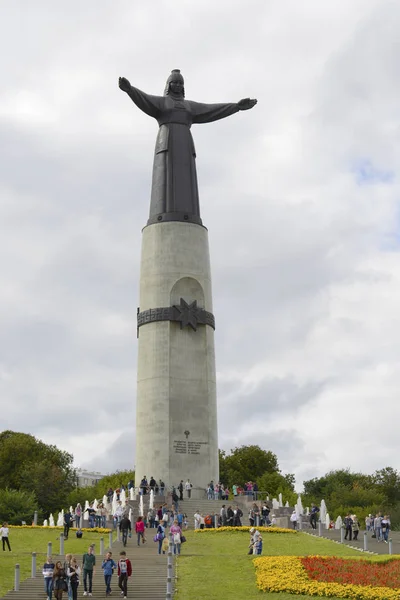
[101,551,117,597]
[117,551,132,599]
[43,555,55,600]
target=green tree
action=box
[219,445,279,487]
[372,467,400,506]
[0,488,39,525]
[0,431,76,516]
[257,471,296,504]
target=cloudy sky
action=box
[1,0,399,489]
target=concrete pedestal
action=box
[135,221,218,492]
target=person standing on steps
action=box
[67,556,80,600]
[52,561,68,600]
[82,545,96,596]
[178,480,184,501]
[117,551,132,599]
[0,522,11,551]
[42,554,55,600]
[101,551,117,597]
[185,479,192,498]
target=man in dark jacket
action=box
[344,513,353,540]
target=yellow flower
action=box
[194,526,296,534]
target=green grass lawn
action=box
[0,528,115,598]
[175,530,365,600]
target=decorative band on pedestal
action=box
[137,297,215,334]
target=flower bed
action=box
[194,526,296,534]
[9,525,111,534]
[254,556,400,599]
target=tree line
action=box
[1,431,399,527]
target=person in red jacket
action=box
[117,551,132,599]
[135,516,146,546]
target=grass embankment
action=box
[175,530,363,600]
[0,528,115,598]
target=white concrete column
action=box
[135,221,218,491]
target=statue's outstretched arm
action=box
[191,98,257,124]
[118,77,162,119]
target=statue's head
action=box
[164,69,185,98]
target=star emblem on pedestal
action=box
[175,298,199,331]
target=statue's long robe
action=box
[125,86,240,225]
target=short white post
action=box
[33,511,38,526]
[47,541,52,556]
[166,532,173,599]
[117,526,121,542]
[340,527,344,543]
[59,533,64,555]
[100,537,104,556]
[363,531,368,552]
[318,521,322,537]
[389,538,393,555]
[14,564,20,591]
[109,531,113,548]
[31,552,37,577]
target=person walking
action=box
[170,519,182,555]
[52,561,68,600]
[374,514,383,542]
[0,522,11,551]
[381,515,390,543]
[82,545,96,596]
[156,522,165,554]
[352,515,360,541]
[119,513,132,546]
[309,504,319,530]
[66,556,80,600]
[42,555,55,600]
[135,516,146,546]
[101,551,117,597]
[63,510,73,539]
[117,551,132,599]
[344,513,353,541]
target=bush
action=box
[0,488,39,525]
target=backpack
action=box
[119,560,127,574]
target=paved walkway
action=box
[1,535,171,599]
[306,527,400,555]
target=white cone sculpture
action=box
[278,493,283,507]
[49,514,55,527]
[111,492,117,517]
[326,513,330,529]
[57,510,64,527]
[129,487,134,501]
[103,495,108,506]
[43,519,48,527]
[139,494,144,517]
[335,516,343,529]
[120,489,127,506]
[320,499,327,526]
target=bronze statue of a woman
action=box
[119,69,257,225]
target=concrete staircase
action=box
[1,538,171,599]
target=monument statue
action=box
[121,70,256,496]
[119,69,257,225]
